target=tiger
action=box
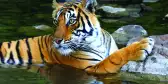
[0,0,155,74]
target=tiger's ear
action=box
[81,0,97,13]
[52,0,62,10]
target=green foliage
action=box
[131,0,168,35]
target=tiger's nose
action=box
[55,39,63,44]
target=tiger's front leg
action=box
[85,37,155,74]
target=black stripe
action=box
[68,11,71,16]
[77,9,81,21]
[108,57,121,65]
[7,52,15,65]
[71,56,101,61]
[81,48,104,59]
[52,49,62,64]
[106,33,111,57]
[84,14,92,28]
[48,35,51,43]
[80,9,93,28]
[25,38,32,66]
[141,49,150,56]
[80,8,94,34]
[77,11,93,35]
[94,64,100,73]
[7,42,15,65]
[81,17,85,30]
[102,31,105,44]
[38,38,45,63]
[103,65,111,73]
[84,65,93,70]
[73,4,77,8]
[44,36,49,51]
[16,41,23,66]
[0,43,4,64]
[69,8,74,11]
[41,36,44,48]
[8,42,11,48]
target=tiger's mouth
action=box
[53,39,77,56]
[53,37,91,56]
[53,42,74,56]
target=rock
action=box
[99,6,126,14]
[97,6,128,18]
[100,19,119,23]
[143,0,159,2]
[127,36,143,46]
[165,14,168,18]
[97,0,142,4]
[119,72,168,82]
[138,3,153,16]
[126,4,141,17]
[150,35,168,58]
[124,4,152,18]
[112,25,147,46]
[122,34,168,75]
[97,4,152,19]
[127,34,168,47]
[163,14,168,21]
[33,24,51,30]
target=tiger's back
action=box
[0,34,105,69]
[0,35,54,68]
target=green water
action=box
[0,0,168,84]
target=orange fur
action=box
[85,38,149,74]
[0,34,149,73]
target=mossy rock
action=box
[119,72,168,83]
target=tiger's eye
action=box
[70,19,74,24]
[69,19,76,25]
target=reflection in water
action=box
[38,64,168,84]
[40,64,103,84]
[39,64,123,84]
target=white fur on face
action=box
[57,48,74,56]
[53,41,74,56]
[53,7,102,56]
[65,10,76,24]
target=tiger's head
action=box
[52,0,101,56]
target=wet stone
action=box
[122,34,168,75]
[112,25,147,46]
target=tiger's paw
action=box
[139,37,155,60]
[129,37,155,61]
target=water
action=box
[32,64,168,84]
[0,0,168,84]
